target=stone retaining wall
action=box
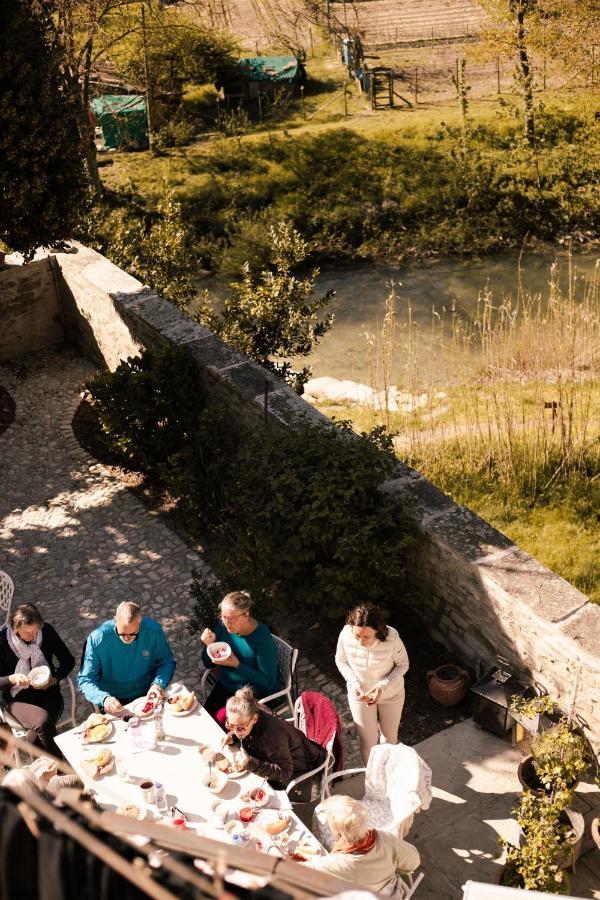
[0,258,64,363]
[11,243,600,745]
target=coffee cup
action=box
[139,778,155,803]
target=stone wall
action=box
[0,258,64,363]
[36,243,600,746]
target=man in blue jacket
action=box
[78,601,176,714]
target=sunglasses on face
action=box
[225,719,252,734]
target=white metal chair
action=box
[395,871,425,899]
[200,634,299,717]
[0,570,14,627]
[285,693,338,805]
[313,743,432,849]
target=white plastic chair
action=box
[0,570,14,627]
[286,694,338,805]
[313,743,432,849]
[201,634,299,717]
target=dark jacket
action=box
[238,706,327,785]
[0,624,75,711]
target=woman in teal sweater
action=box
[200,591,280,721]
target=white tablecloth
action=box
[55,696,324,860]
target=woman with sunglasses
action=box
[223,686,326,791]
[200,591,280,720]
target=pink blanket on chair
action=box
[301,691,344,771]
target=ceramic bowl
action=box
[29,666,51,688]
[207,642,231,662]
[202,769,227,794]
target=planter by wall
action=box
[517,754,581,796]
[426,664,469,707]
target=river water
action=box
[203,246,599,385]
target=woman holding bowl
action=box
[0,603,75,755]
[335,603,409,765]
[200,591,280,719]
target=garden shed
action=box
[91,94,148,150]
[221,55,306,101]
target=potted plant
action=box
[499,792,571,893]
[511,695,592,801]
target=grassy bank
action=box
[97,89,600,276]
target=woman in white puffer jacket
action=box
[335,604,409,765]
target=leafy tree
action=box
[0,0,86,260]
[477,1,600,143]
[46,1,238,192]
[108,7,239,96]
[477,0,538,145]
[199,222,335,391]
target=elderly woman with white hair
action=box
[306,795,420,894]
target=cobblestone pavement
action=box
[0,349,361,765]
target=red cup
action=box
[173,817,186,830]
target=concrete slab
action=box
[412,719,600,898]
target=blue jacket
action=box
[78,617,175,707]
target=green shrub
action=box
[212,419,414,617]
[87,345,205,475]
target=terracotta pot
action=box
[426,664,469,707]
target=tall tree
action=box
[478,0,538,145]
[0,0,86,259]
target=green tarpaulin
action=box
[237,56,303,84]
[91,95,148,150]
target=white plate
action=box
[226,767,248,779]
[131,697,157,719]
[83,721,114,743]
[169,697,198,717]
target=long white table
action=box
[55,693,324,863]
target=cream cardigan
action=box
[335,624,409,700]
[307,830,420,894]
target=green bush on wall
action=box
[88,349,414,620]
[88,344,206,475]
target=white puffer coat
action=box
[335,624,409,701]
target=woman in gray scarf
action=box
[0,603,74,755]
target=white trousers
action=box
[347,690,405,766]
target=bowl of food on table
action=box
[240,784,270,808]
[202,768,228,794]
[207,641,231,662]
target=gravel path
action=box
[0,348,361,764]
